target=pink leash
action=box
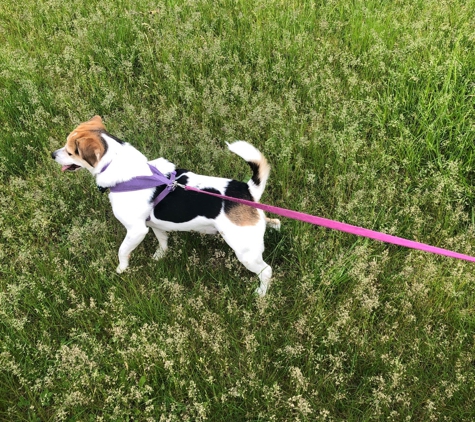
[184,185,475,263]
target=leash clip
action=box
[172,181,186,190]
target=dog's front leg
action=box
[151,227,169,260]
[116,223,149,273]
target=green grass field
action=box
[2,0,475,420]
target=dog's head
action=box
[51,115,108,172]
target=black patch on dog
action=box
[97,185,108,194]
[223,180,254,213]
[152,171,222,223]
[102,131,125,145]
[248,162,260,186]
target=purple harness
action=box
[99,163,177,218]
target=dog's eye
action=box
[67,152,72,156]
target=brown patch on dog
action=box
[66,116,107,168]
[226,204,260,226]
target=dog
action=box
[51,116,280,296]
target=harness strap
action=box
[98,163,177,208]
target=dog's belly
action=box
[147,216,219,234]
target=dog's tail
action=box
[226,141,270,202]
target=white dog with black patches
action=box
[51,116,280,296]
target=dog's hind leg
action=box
[151,227,168,260]
[237,251,272,297]
[219,225,272,296]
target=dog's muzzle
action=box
[51,150,82,172]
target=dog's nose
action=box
[51,151,57,159]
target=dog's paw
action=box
[254,285,267,297]
[153,248,167,261]
[116,264,128,274]
[266,218,281,231]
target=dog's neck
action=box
[98,161,111,174]
[93,133,150,187]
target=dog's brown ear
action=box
[89,115,102,124]
[76,137,105,167]
[75,115,105,133]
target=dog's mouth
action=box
[61,164,82,172]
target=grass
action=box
[1,0,475,420]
